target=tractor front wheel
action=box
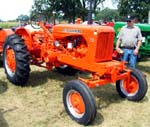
[3,34,30,86]
[63,80,97,125]
[116,68,147,101]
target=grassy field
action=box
[0,22,18,28]
[0,59,150,127]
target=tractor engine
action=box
[52,24,115,63]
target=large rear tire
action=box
[3,34,30,86]
[63,80,97,125]
[116,68,147,101]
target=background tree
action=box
[96,7,119,22]
[31,0,52,22]
[16,15,29,22]
[31,0,106,23]
[117,0,150,22]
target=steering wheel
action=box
[30,14,45,29]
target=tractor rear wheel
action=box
[3,34,30,86]
[63,80,97,125]
[116,68,147,101]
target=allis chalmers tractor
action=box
[0,21,148,125]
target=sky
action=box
[0,0,116,21]
[103,0,117,9]
[0,0,34,21]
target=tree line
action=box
[9,0,150,23]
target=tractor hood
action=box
[52,24,114,39]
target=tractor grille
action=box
[95,32,114,62]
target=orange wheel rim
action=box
[6,48,16,73]
[123,76,139,94]
[69,91,85,114]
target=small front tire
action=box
[116,68,147,101]
[63,80,97,125]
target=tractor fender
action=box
[15,25,40,38]
[0,28,14,53]
[15,25,43,50]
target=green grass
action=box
[0,61,150,127]
[0,22,18,28]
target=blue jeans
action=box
[121,49,137,68]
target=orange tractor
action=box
[0,21,148,125]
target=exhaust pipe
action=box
[88,0,94,24]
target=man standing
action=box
[116,15,143,67]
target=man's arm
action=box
[134,40,142,55]
[116,38,123,54]
[134,28,142,55]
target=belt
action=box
[121,46,135,49]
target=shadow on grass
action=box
[0,81,8,94]
[26,68,76,87]
[137,57,150,74]
[0,60,3,68]
[137,56,150,62]
[91,112,104,126]
[92,84,123,110]
[0,109,9,127]
[137,64,150,74]
[0,81,9,127]
[0,108,18,127]
[91,83,149,125]
[91,84,127,126]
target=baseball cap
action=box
[126,15,135,22]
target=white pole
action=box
[148,10,150,24]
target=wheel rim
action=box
[66,90,85,118]
[5,46,16,76]
[120,76,139,96]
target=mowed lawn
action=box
[0,59,150,127]
[0,22,18,28]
